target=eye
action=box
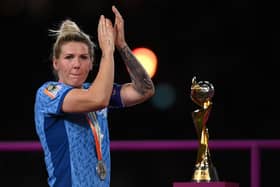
[65,54,74,60]
[80,55,90,60]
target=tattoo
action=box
[119,46,154,95]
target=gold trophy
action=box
[190,76,219,182]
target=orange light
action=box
[132,47,158,78]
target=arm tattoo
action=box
[119,46,154,95]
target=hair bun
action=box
[60,19,80,33]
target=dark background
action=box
[1,0,279,186]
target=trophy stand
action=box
[172,76,239,187]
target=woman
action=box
[34,5,154,187]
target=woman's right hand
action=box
[97,15,115,57]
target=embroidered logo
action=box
[43,84,61,99]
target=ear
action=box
[53,58,58,70]
[89,62,93,71]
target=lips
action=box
[70,74,81,77]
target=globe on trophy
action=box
[190,76,219,182]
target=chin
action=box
[67,81,83,88]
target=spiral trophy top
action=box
[191,76,214,109]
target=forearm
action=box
[119,45,154,95]
[89,54,115,105]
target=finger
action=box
[105,18,113,28]
[112,5,122,19]
[99,15,106,33]
[97,15,103,34]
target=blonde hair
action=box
[49,19,96,79]
[50,19,96,61]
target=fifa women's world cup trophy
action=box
[190,76,219,182]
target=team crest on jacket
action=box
[44,84,62,99]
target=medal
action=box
[86,112,106,180]
[96,160,106,180]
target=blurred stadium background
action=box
[1,0,279,186]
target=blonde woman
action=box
[34,5,154,187]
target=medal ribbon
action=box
[86,112,103,161]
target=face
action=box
[53,41,93,87]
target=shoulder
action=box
[36,81,72,100]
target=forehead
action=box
[61,41,89,54]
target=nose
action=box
[73,57,81,68]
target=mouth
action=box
[70,74,81,77]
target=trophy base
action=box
[173,182,239,187]
[192,165,219,182]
